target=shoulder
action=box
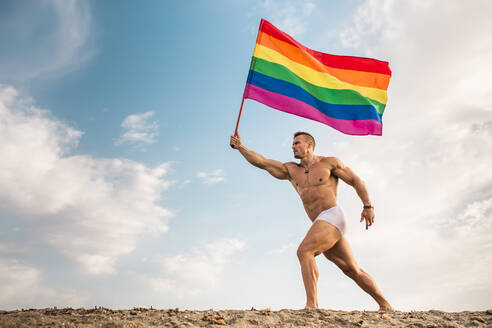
[319,156,345,169]
[283,161,298,177]
[283,161,298,169]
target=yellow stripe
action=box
[253,44,388,104]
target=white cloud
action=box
[0,242,89,310]
[324,0,492,310]
[114,111,159,148]
[0,261,90,310]
[268,242,297,255]
[197,169,225,184]
[0,242,31,257]
[0,258,39,306]
[0,0,93,81]
[256,0,316,37]
[146,238,245,297]
[453,197,492,236]
[0,85,173,275]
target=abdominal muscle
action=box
[299,184,338,221]
[287,159,339,221]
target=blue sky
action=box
[1,0,491,311]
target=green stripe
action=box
[251,57,386,115]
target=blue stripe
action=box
[247,70,383,122]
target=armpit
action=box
[284,162,297,179]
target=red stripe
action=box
[259,19,392,75]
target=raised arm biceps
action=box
[261,158,290,180]
[237,146,290,180]
[331,158,358,185]
[332,158,371,205]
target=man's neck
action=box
[300,153,315,167]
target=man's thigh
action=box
[299,220,342,256]
[323,236,358,271]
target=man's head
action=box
[292,131,315,159]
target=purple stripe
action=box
[244,84,382,136]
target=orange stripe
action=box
[257,32,391,90]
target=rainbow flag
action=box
[243,19,392,136]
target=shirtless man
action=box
[230,131,393,311]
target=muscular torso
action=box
[286,156,339,221]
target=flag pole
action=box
[233,96,246,136]
[232,19,265,137]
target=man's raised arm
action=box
[230,134,290,180]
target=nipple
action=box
[319,178,323,181]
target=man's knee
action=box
[297,244,314,260]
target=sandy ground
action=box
[0,307,491,327]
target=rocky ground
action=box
[1,307,491,327]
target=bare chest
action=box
[289,163,336,190]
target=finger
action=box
[360,216,364,223]
[366,218,368,230]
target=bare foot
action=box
[304,305,318,310]
[378,304,395,312]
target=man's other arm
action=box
[230,135,290,180]
[330,157,370,205]
[330,157,375,229]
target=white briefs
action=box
[313,205,347,235]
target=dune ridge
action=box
[1,307,491,327]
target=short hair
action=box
[293,131,315,150]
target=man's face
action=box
[292,135,311,159]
